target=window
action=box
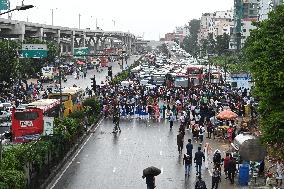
[49,95,69,102]
[15,112,39,120]
[243,29,247,32]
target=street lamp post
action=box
[51,8,58,26]
[0,4,34,16]
[79,13,81,29]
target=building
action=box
[198,10,233,45]
[258,0,283,21]
[165,32,176,41]
[230,0,259,50]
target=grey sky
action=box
[3,0,233,40]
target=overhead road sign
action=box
[74,47,89,56]
[21,44,48,58]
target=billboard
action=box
[0,0,9,11]
[73,47,89,56]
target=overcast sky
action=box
[2,0,233,40]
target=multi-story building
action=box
[230,0,259,50]
[258,0,283,21]
[165,33,176,41]
[198,10,233,45]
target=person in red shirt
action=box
[223,153,231,179]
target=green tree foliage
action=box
[0,40,20,85]
[243,5,284,158]
[157,43,169,56]
[215,33,230,56]
[181,19,200,56]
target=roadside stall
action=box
[215,109,238,141]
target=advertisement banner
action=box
[0,0,9,10]
[43,117,54,136]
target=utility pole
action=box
[96,18,98,29]
[79,13,81,29]
[51,9,54,26]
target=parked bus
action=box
[48,87,84,116]
[12,99,60,142]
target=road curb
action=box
[41,115,103,189]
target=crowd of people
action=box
[92,65,258,189]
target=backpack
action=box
[195,180,207,189]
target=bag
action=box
[195,180,207,189]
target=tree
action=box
[181,19,200,56]
[215,33,230,56]
[0,40,20,86]
[243,5,284,159]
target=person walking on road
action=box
[227,156,237,184]
[186,139,193,157]
[183,153,192,177]
[198,125,205,144]
[144,175,155,189]
[211,166,221,189]
[194,146,205,176]
[177,132,184,154]
[169,113,174,130]
[195,176,207,189]
[223,153,231,179]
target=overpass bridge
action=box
[0,18,136,54]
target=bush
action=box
[82,98,101,116]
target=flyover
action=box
[0,18,136,54]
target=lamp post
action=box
[0,4,34,16]
[78,13,81,29]
[51,8,58,26]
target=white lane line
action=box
[161,167,164,174]
[124,138,127,140]
[160,151,163,156]
[119,150,122,155]
[50,119,103,189]
[113,167,116,173]
[159,138,162,143]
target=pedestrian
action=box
[203,143,212,169]
[227,156,237,184]
[186,139,193,157]
[195,176,207,189]
[194,146,205,176]
[177,132,184,154]
[183,153,192,177]
[143,175,155,189]
[169,112,174,130]
[223,153,231,179]
[211,166,221,189]
[199,125,205,144]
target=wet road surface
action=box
[49,118,243,189]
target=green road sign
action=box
[74,47,89,56]
[0,0,9,10]
[21,44,48,58]
[21,50,48,58]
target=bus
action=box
[48,87,84,116]
[12,99,60,142]
[186,65,205,86]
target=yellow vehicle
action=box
[48,87,84,116]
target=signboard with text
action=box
[0,0,9,10]
[43,117,54,136]
[21,44,48,58]
[73,47,89,56]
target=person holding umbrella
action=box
[142,166,161,189]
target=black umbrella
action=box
[239,138,267,162]
[142,166,161,178]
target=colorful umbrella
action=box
[217,109,238,120]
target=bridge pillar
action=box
[15,23,25,42]
[36,28,44,41]
[94,36,100,53]
[56,30,61,44]
[81,32,86,47]
[71,30,75,55]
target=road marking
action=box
[50,119,103,189]
[208,169,212,176]
[124,138,127,140]
[113,167,116,173]
[160,151,163,156]
[119,150,122,155]
[161,167,164,174]
[76,161,80,164]
[159,138,162,143]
